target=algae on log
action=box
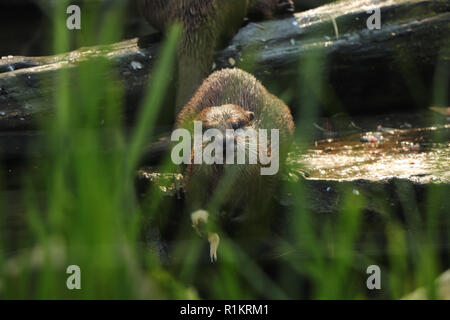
[0,0,449,131]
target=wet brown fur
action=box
[176,68,294,218]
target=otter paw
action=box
[208,233,220,263]
[191,210,209,235]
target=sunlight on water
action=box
[290,124,450,183]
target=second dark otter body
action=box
[139,0,294,111]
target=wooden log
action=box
[0,0,449,132]
[216,0,450,115]
[0,34,162,130]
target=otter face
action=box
[195,105,256,157]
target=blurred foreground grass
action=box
[0,1,448,299]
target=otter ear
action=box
[246,111,255,121]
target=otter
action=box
[174,68,295,262]
[138,0,294,111]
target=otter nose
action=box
[223,133,236,150]
[220,133,236,161]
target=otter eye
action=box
[202,124,213,132]
[231,122,241,130]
